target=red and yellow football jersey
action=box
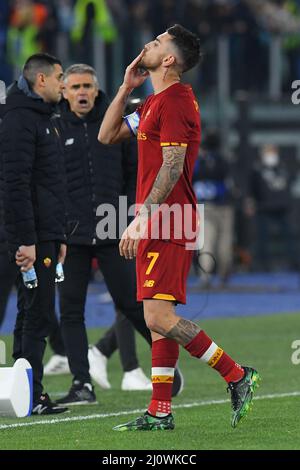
[125,82,201,246]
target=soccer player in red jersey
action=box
[99,24,260,430]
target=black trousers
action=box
[59,244,151,383]
[50,305,139,368]
[97,308,139,372]
[50,304,139,372]
[0,249,66,354]
[13,241,60,401]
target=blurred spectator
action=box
[249,144,297,270]
[35,1,59,55]
[0,0,11,84]
[7,0,49,74]
[71,0,117,64]
[204,0,269,93]
[52,0,75,65]
[55,0,75,33]
[229,0,269,93]
[0,0,299,96]
[193,129,237,287]
[283,0,300,89]
[148,0,186,38]
[246,0,300,33]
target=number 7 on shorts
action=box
[146,252,159,275]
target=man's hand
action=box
[16,245,36,272]
[122,50,149,90]
[119,214,148,259]
[58,244,67,264]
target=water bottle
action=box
[55,262,64,283]
[22,267,38,289]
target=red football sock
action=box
[148,338,179,417]
[185,330,244,383]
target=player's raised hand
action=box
[122,50,149,90]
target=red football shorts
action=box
[136,238,194,304]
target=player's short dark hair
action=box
[167,24,202,73]
[23,53,62,88]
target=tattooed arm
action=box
[98,50,148,144]
[138,145,187,217]
[119,145,186,259]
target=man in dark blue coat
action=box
[0,53,68,415]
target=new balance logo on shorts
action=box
[143,280,155,287]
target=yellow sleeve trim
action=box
[152,293,176,301]
[160,142,188,147]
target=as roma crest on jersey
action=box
[43,257,52,268]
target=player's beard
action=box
[139,55,162,72]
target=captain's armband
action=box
[124,111,140,136]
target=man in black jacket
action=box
[0,53,68,415]
[249,144,297,270]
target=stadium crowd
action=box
[0,0,300,94]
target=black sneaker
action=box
[227,366,260,428]
[172,366,184,397]
[31,393,69,415]
[55,381,97,406]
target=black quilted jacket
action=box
[56,93,137,246]
[0,81,66,253]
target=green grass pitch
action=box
[0,312,300,450]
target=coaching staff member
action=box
[0,53,68,415]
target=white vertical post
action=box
[112,38,123,96]
[217,35,230,150]
[0,339,6,365]
[0,80,6,103]
[217,35,230,102]
[269,35,282,100]
[93,35,106,92]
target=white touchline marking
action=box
[0,391,299,430]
